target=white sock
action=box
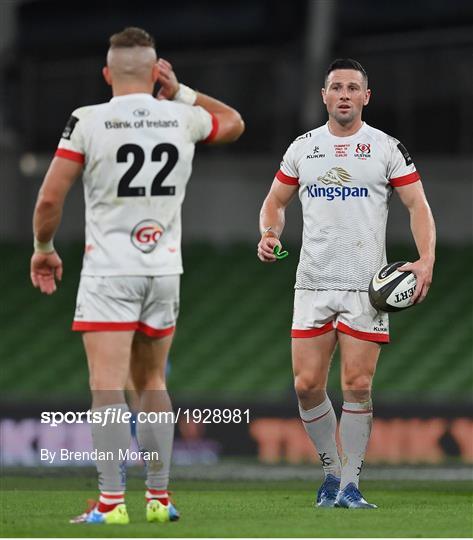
[299,396,341,478]
[91,403,130,492]
[339,400,373,489]
[136,391,175,492]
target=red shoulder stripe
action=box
[202,113,219,143]
[55,148,85,164]
[390,171,420,187]
[276,170,299,185]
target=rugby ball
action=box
[369,261,417,312]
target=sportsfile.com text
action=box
[41,408,251,427]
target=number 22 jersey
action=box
[56,93,216,276]
[276,122,420,291]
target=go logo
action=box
[131,219,163,253]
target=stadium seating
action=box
[0,243,471,401]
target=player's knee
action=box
[88,373,125,392]
[343,373,373,392]
[133,372,166,393]
[294,373,325,400]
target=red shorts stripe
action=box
[72,321,138,332]
[276,170,299,185]
[72,321,175,337]
[55,148,85,164]
[202,113,219,143]
[389,171,420,187]
[301,409,331,424]
[337,322,389,343]
[137,322,175,338]
[291,322,334,338]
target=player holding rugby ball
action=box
[257,59,435,509]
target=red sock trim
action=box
[98,492,124,513]
[97,501,123,512]
[301,409,331,424]
[146,489,168,505]
[341,408,373,414]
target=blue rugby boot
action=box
[334,483,377,509]
[316,474,340,507]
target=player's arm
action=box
[395,181,436,303]
[193,92,244,143]
[31,157,83,294]
[258,179,298,262]
[155,58,244,143]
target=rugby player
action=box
[31,27,244,524]
[257,59,435,508]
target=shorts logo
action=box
[373,318,387,332]
[131,219,163,253]
[307,167,368,201]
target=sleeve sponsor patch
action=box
[62,115,79,140]
[396,142,413,166]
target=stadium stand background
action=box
[0,0,472,466]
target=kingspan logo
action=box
[306,167,369,201]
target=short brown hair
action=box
[325,58,368,86]
[109,27,155,49]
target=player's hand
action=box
[30,251,63,295]
[156,58,179,101]
[257,234,281,263]
[398,258,433,304]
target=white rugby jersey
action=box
[56,93,217,276]
[276,122,420,291]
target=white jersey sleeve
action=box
[184,105,217,143]
[387,137,420,187]
[275,141,300,185]
[56,107,88,164]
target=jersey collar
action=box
[324,121,368,141]
[110,93,156,103]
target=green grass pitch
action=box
[1,477,472,537]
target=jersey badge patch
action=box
[397,142,413,166]
[62,115,79,140]
[354,142,371,160]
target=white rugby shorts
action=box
[292,289,389,343]
[72,275,180,337]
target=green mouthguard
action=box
[273,245,289,260]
